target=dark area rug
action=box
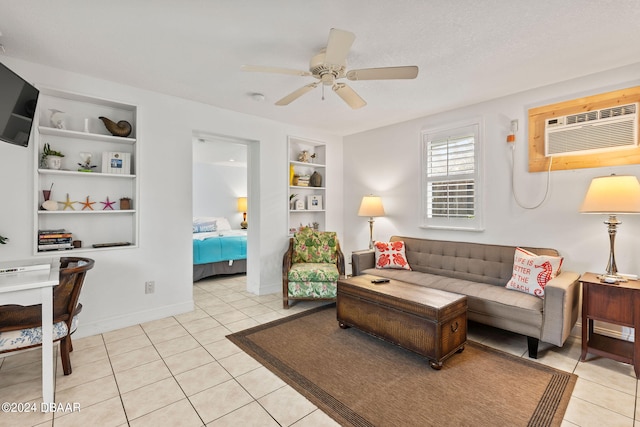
[227,304,576,427]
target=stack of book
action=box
[297,175,311,187]
[38,229,73,251]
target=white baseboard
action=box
[258,283,281,296]
[74,300,194,339]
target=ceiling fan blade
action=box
[324,28,355,65]
[275,82,319,106]
[241,64,311,77]
[332,83,366,109]
[346,66,419,81]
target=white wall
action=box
[192,141,247,226]
[343,62,640,280]
[0,57,343,338]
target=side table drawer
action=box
[585,283,634,325]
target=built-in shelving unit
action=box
[287,136,326,235]
[33,87,138,254]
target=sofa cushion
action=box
[505,248,564,298]
[374,241,411,270]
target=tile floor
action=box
[0,274,638,426]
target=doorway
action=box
[192,132,258,290]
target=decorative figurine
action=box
[60,193,77,211]
[49,109,66,129]
[99,116,132,137]
[298,150,316,163]
[310,171,322,187]
[101,196,116,210]
[80,196,96,210]
[78,152,97,172]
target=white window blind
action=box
[421,122,482,230]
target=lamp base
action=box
[368,217,375,250]
[597,274,627,284]
[240,221,248,229]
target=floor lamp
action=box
[580,174,640,282]
[358,195,385,249]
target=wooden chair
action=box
[0,257,95,375]
[282,228,345,309]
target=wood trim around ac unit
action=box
[528,86,640,172]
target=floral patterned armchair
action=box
[282,228,345,309]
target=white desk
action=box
[0,261,58,403]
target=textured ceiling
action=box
[1,0,640,136]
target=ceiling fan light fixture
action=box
[250,92,265,102]
[320,73,335,85]
[241,28,418,108]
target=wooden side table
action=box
[580,272,640,377]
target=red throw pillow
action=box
[374,241,411,270]
[505,247,563,298]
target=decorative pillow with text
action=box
[192,217,217,233]
[374,241,411,270]
[505,247,563,298]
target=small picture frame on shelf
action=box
[102,151,131,174]
[295,200,305,210]
[307,195,322,210]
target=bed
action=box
[192,217,247,281]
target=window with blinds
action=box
[421,122,483,230]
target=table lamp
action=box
[580,174,640,282]
[237,197,248,229]
[358,195,385,249]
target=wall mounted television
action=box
[0,62,39,147]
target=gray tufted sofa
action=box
[351,236,581,358]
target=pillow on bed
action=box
[193,217,217,233]
[215,217,232,232]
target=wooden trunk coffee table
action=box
[337,274,467,369]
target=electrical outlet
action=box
[145,281,155,294]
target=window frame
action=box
[420,119,484,231]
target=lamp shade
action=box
[358,195,385,217]
[237,197,247,212]
[580,175,640,214]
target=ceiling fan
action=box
[241,28,419,109]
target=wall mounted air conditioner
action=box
[544,103,638,157]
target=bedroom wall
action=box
[192,139,247,227]
[342,62,640,282]
[0,56,343,338]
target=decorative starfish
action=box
[80,195,96,210]
[101,196,116,210]
[59,193,77,210]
